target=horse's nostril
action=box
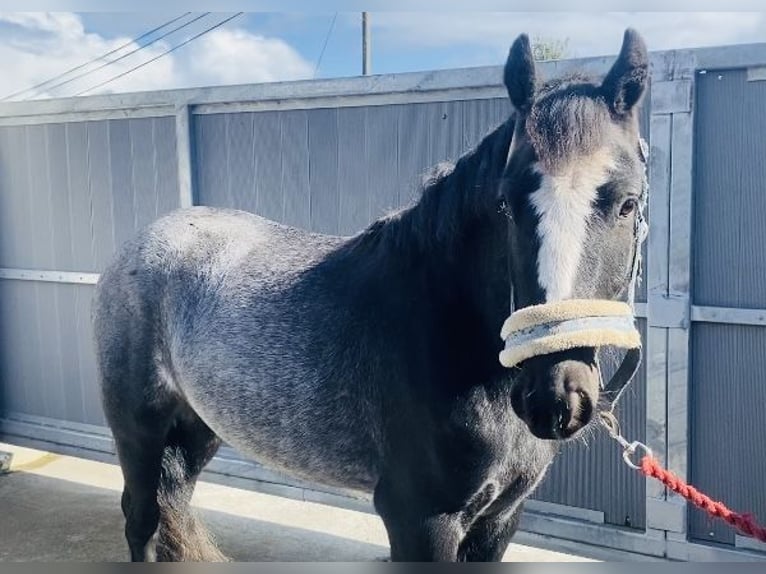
[553,389,592,438]
[551,396,570,438]
[572,388,588,418]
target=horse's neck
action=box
[340,118,513,352]
[402,127,513,356]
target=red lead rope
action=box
[638,455,766,544]
[599,412,766,544]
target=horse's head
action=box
[500,29,649,440]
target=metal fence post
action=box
[644,50,697,550]
[175,104,195,209]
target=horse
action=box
[92,28,650,562]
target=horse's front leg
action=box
[373,477,464,561]
[458,503,524,561]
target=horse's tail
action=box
[155,441,228,562]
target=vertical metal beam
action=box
[175,104,195,209]
[664,110,695,553]
[645,113,672,513]
[362,12,371,76]
[643,53,697,545]
[667,110,694,482]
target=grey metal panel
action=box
[689,323,766,545]
[33,285,62,419]
[428,100,465,167]
[122,117,179,228]
[397,102,431,207]
[108,119,138,248]
[253,112,283,223]
[737,75,766,308]
[532,320,648,529]
[308,108,340,235]
[0,129,12,267]
[154,117,180,217]
[128,118,158,230]
[337,107,368,235]
[0,127,28,269]
[195,98,497,237]
[0,281,32,414]
[56,283,86,423]
[86,121,117,271]
[47,124,76,272]
[365,106,399,222]
[281,110,310,230]
[65,123,96,272]
[463,97,507,150]
[74,283,104,425]
[688,70,766,545]
[0,281,101,424]
[693,69,766,308]
[225,112,257,214]
[194,114,224,209]
[0,118,177,274]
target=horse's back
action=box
[113,206,340,276]
[94,206,342,328]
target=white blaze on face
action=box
[530,148,615,302]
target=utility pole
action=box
[362,12,371,75]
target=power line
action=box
[313,12,338,78]
[75,12,245,97]
[2,12,194,101]
[23,13,213,100]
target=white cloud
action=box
[371,12,766,59]
[183,27,314,86]
[0,12,313,100]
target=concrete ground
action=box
[0,442,594,562]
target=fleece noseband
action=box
[499,138,649,407]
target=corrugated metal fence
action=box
[1,43,765,561]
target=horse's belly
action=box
[177,375,379,497]
[218,426,377,499]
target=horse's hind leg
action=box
[111,402,225,562]
[112,412,174,562]
[154,408,226,562]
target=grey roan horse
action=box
[93,29,650,562]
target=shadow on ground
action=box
[0,470,389,562]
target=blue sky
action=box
[76,11,766,76]
[73,12,524,79]
[1,12,765,99]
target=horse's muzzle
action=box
[510,348,599,440]
[501,299,642,440]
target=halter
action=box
[499,137,649,408]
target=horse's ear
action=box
[601,28,649,116]
[504,34,537,114]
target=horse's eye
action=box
[619,198,638,218]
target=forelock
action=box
[525,75,613,173]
